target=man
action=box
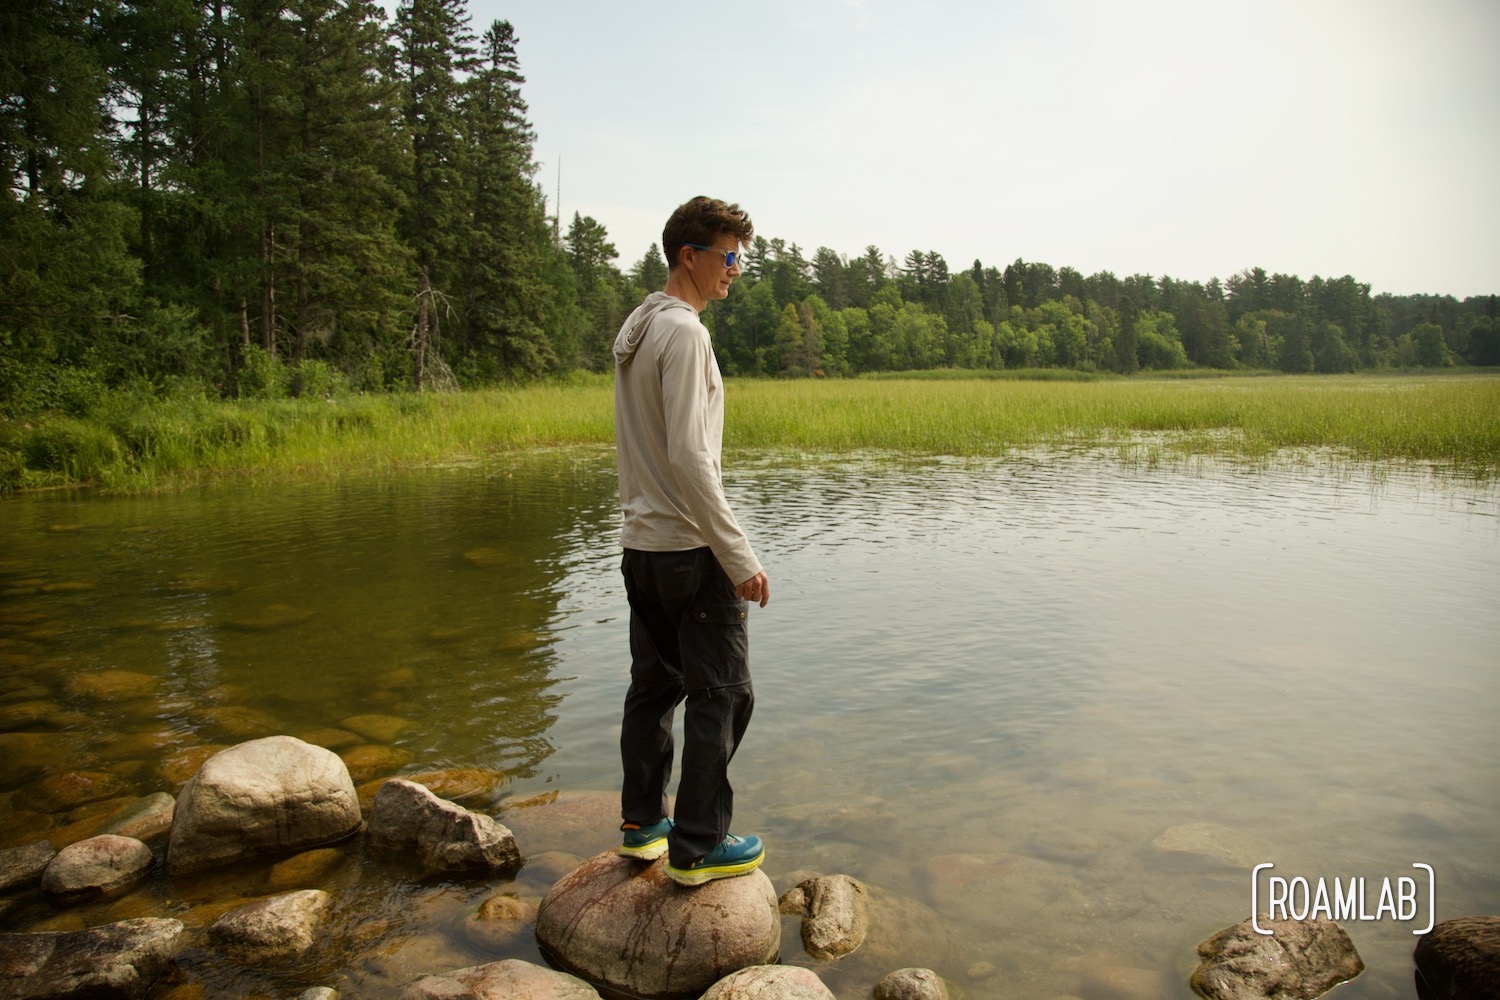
[612,195,770,887]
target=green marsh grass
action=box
[2,372,1496,493]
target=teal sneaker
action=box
[619,818,673,860]
[664,834,765,886]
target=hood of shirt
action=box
[613,291,695,367]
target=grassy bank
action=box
[3,372,1497,493]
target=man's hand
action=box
[736,571,770,608]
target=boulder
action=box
[206,889,331,963]
[99,792,176,842]
[400,958,599,1000]
[779,874,867,960]
[701,965,835,999]
[1414,915,1500,1000]
[0,917,183,999]
[0,841,56,894]
[367,779,520,872]
[535,851,779,1000]
[167,736,361,875]
[874,968,949,1000]
[1191,915,1364,1000]
[40,834,154,904]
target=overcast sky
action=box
[459,0,1498,297]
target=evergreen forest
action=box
[5,0,1498,418]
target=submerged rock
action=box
[99,792,176,842]
[401,958,597,1000]
[1191,915,1363,1000]
[339,744,415,784]
[167,736,361,875]
[535,851,780,1000]
[367,778,519,873]
[41,834,154,904]
[0,917,184,999]
[63,670,158,702]
[1152,822,1267,870]
[338,714,410,744]
[224,603,313,630]
[462,893,541,950]
[1413,915,1500,1000]
[14,770,132,814]
[779,874,868,960]
[0,840,56,894]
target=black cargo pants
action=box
[619,547,754,868]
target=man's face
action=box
[689,236,744,302]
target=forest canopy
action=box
[4,0,1497,417]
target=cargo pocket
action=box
[684,599,750,690]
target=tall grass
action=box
[2,372,1496,493]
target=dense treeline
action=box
[3,0,1497,421]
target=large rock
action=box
[167,736,361,875]
[367,779,520,872]
[1191,915,1364,1000]
[0,917,184,999]
[535,851,780,1000]
[0,841,56,894]
[702,965,835,999]
[874,968,948,1000]
[779,874,868,960]
[206,889,331,963]
[40,834,153,903]
[401,958,598,999]
[1414,915,1500,1000]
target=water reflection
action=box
[1,451,1497,998]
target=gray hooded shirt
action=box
[613,291,762,585]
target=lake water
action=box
[1,449,1496,999]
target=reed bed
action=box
[3,373,1496,493]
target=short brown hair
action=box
[662,196,754,271]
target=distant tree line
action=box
[4,0,1497,417]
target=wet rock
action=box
[1191,915,1363,1000]
[338,714,409,743]
[0,840,56,894]
[779,874,868,960]
[1413,915,1500,1000]
[100,792,176,842]
[702,965,835,999]
[224,603,313,630]
[167,736,361,875]
[63,670,157,701]
[0,733,77,789]
[1152,822,1267,870]
[298,990,339,1000]
[874,968,949,1000]
[535,851,779,1000]
[0,917,184,999]
[401,958,598,1000]
[367,778,519,873]
[14,770,131,814]
[461,892,540,950]
[497,789,618,856]
[206,889,331,963]
[339,744,416,784]
[41,834,154,903]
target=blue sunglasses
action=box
[685,243,740,268]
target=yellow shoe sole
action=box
[618,837,669,861]
[664,848,765,886]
